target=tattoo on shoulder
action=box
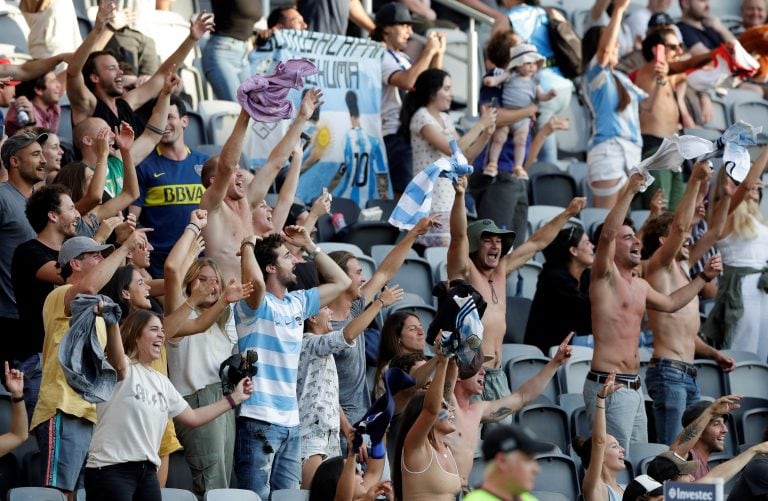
[678,424,701,444]
[489,406,513,421]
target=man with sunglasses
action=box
[641,161,735,445]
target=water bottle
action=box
[17,109,30,125]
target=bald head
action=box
[73,117,110,149]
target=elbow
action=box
[338,275,353,290]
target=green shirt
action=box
[464,489,538,501]
[105,155,124,197]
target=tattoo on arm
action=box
[678,423,702,445]
[488,406,514,422]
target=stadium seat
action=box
[505,356,559,403]
[559,356,592,394]
[318,242,365,257]
[369,244,419,266]
[507,260,543,300]
[161,488,197,500]
[0,10,29,54]
[719,350,761,363]
[557,95,590,160]
[387,302,437,335]
[502,343,544,365]
[518,403,571,452]
[337,222,401,255]
[504,296,532,344]
[184,111,208,148]
[204,489,261,500]
[365,198,398,221]
[0,395,10,433]
[578,207,610,240]
[330,196,362,227]
[733,101,768,127]
[165,450,194,492]
[630,210,651,229]
[704,98,729,131]
[197,100,241,145]
[627,442,668,475]
[387,256,434,305]
[533,453,581,500]
[740,408,768,446]
[726,362,768,398]
[529,173,578,207]
[692,359,727,399]
[271,489,310,501]
[423,246,448,281]
[58,104,73,143]
[7,487,67,501]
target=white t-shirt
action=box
[87,359,188,468]
[381,49,412,136]
[166,309,237,396]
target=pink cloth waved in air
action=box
[237,59,318,122]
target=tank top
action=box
[402,446,462,500]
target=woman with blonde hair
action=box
[703,147,768,362]
[162,208,253,497]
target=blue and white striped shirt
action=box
[234,288,320,426]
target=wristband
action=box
[146,123,165,135]
[305,245,321,259]
[241,241,256,251]
[377,298,385,308]
[186,223,201,236]
[597,394,606,399]
[226,395,237,410]
[698,271,714,283]
[11,395,24,403]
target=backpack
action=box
[546,7,583,79]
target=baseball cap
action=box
[58,236,113,268]
[648,12,675,29]
[0,58,21,85]
[622,474,663,501]
[509,43,545,67]
[481,424,553,460]
[681,400,728,428]
[375,2,413,27]
[646,451,700,482]
[467,219,516,256]
[1,129,49,170]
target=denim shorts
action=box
[35,410,93,491]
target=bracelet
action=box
[11,395,24,403]
[184,300,195,310]
[226,395,237,410]
[597,394,606,399]
[655,77,668,86]
[377,298,385,308]
[186,223,201,236]
[698,271,714,283]
[241,241,256,251]
[305,245,321,259]
[146,123,165,135]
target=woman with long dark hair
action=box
[392,347,461,500]
[580,0,647,208]
[399,68,496,247]
[374,311,425,399]
[524,226,594,352]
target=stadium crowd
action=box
[2,0,768,500]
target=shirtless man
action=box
[585,172,722,454]
[642,161,735,445]
[199,89,322,281]
[446,333,573,491]
[448,175,586,404]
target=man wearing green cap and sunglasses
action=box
[448,175,586,407]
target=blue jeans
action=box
[583,375,647,455]
[15,353,42,423]
[235,418,301,499]
[201,34,251,101]
[536,85,572,163]
[645,362,700,445]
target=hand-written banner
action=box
[246,30,392,206]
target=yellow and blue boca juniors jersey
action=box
[135,149,209,252]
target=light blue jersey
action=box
[334,126,390,204]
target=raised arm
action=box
[99,304,127,381]
[271,141,303,232]
[1,53,71,82]
[447,176,471,280]
[129,72,178,165]
[595,0,629,67]
[646,253,720,312]
[241,235,267,310]
[66,1,117,125]
[730,145,768,213]
[689,186,730,267]
[93,122,139,221]
[343,286,403,344]
[523,116,570,170]
[360,215,440,303]
[699,441,768,484]
[200,111,248,213]
[123,12,214,110]
[348,0,375,31]
[404,349,450,461]
[670,395,741,457]
[164,209,207,313]
[456,107,496,163]
[483,333,573,423]
[75,126,111,216]
[248,89,323,210]
[301,190,332,235]
[648,162,711,269]
[389,34,444,90]
[175,377,253,428]
[582,372,623,501]
[0,362,27,456]
[503,197,586,274]
[592,173,643,279]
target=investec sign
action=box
[664,481,723,501]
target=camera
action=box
[219,350,258,395]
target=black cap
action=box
[622,475,663,501]
[481,425,553,460]
[375,2,413,27]
[681,400,728,428]
[648,12,675,28]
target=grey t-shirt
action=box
[332,297,370,424]
[0,182,35,319]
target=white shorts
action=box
[301,428,341,462]
[587,138,641,195]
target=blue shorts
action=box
[35,411,93,491]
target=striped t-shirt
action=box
[234,288,320,426]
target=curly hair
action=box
[253,233,284,277]
[25,184,71,233]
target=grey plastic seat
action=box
[505,356,558,403]
[501,343,544,366]
[627,442,668,475]
[161,488,197,500]
[727,361,768,398]
[271,489,310,501]
[204,489,261,500]
[7,487,67,501]
[518,403,571,452]
[532,453,581,500]
[504,296,532,344]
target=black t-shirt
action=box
[298,0,349,36]
[93,97,139,137]
[11,239,59,360]
[727,454,768,500]
[677,21,724,51]
[212,0,262,40]
[524,265,592,353]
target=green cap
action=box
[467,219,516,256]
